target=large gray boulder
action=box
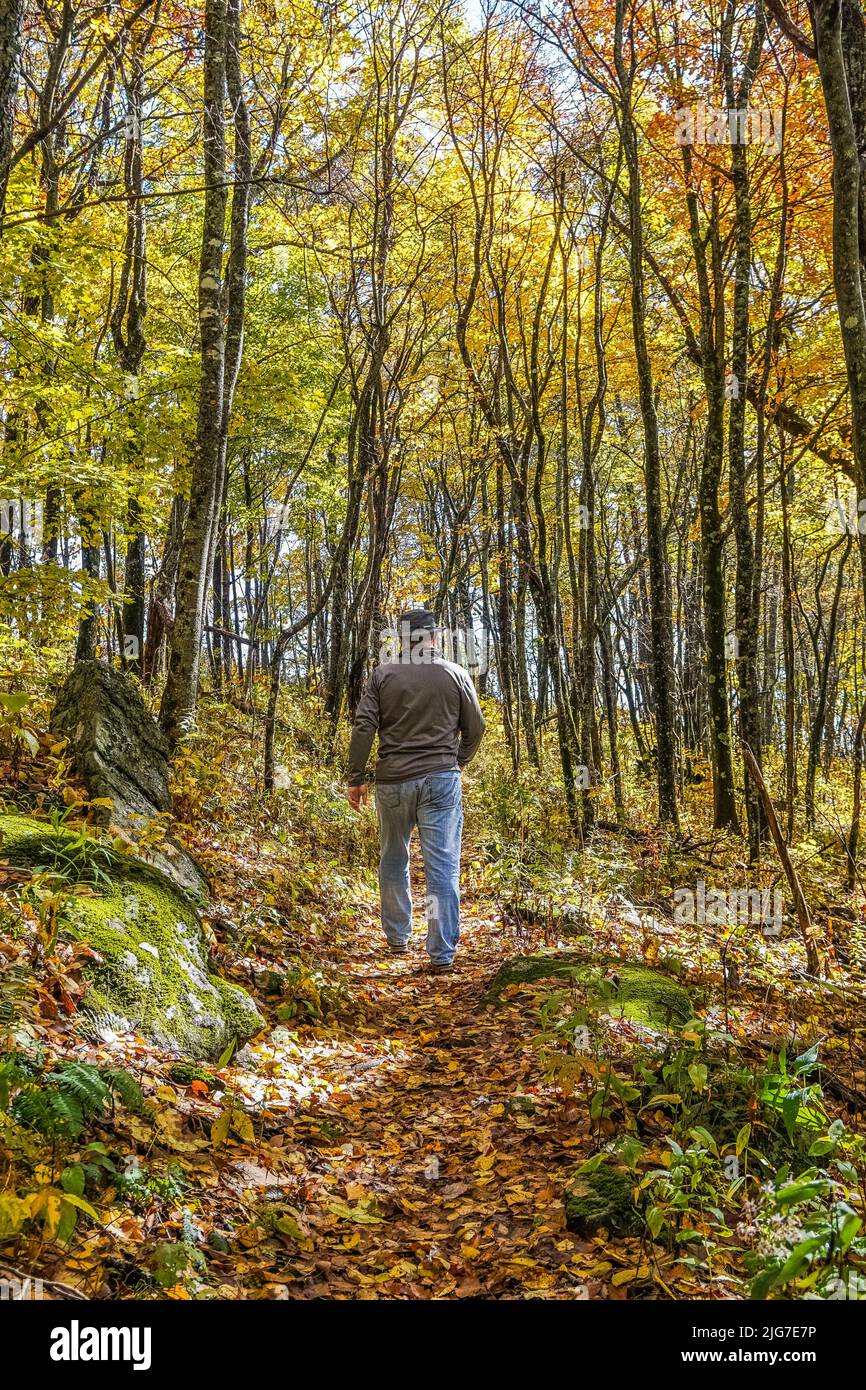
[0,813,263,1059]
[51,661,206,898]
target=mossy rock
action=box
[610,966,692,1027]
[485,951,692,1028]
[51,661,208,898]
[169,1062,218,1089]
[503,894,590,937]
[0,813,263,1061]
[506,1094,537,1116]
[565,1161,641,1237]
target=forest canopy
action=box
[1,0,863,826]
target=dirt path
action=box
[250,902,626,1300]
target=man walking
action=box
[346,609,485,972]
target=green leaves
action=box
[0,691,32,714]
[60,1163,86,1196]
[0,690,40,755]
[645,1204,665,1239]
[687,1061,708,1091]
[760,1045,828,1141]
[688,1125,718,1155]
[774,1176,833,1208]
[324,1196,384,1225]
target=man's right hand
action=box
[347,782,369,812]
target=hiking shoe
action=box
[428,960,455,974]
[387,942,410,956]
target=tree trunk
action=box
[160,0,228,745]
[811,1,866,625]
[805,536,851,824]
[725,0,767,857]
[0,0,24,229]
[614,0,678,825]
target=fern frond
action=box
[46,1091,86,1139]
[101,1068,150,1117]
[48,1063,110,1118]
[10,1085,50,1132]
[13,1085,84,1139]
[0,964,32,1028]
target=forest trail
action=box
[236,892,615,1300]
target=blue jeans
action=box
[375,770,463,964]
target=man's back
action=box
[347,653,485,786]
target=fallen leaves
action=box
[14,791,859,1307]
[324,1197,383,1225]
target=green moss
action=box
[0,812,93,867]
[485,953,583,995]
[565,1162,641,1236]
[213,974,263,1036]
[612,966,692,1026]
[485,952,692,1028]
[169,1062,217,1089]
[1,813,262,1060]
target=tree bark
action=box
[725,0,767,856]
[0,0,24,229]
[111,45,148,675]
[614,0,678,825]
[811,1,866,626]
[160,0,228,745]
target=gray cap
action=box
[398,608,437,633]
